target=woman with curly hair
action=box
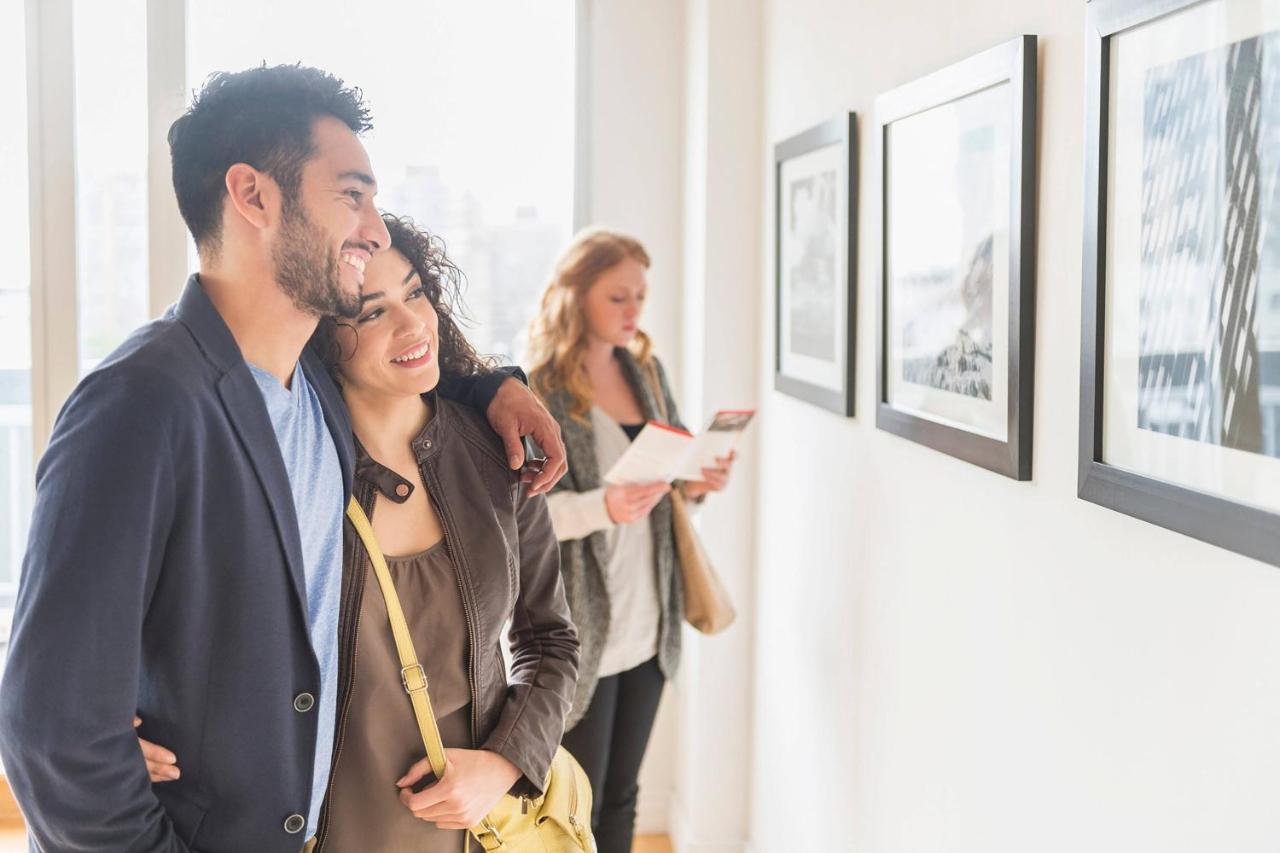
[526,228,736,853]
[139,214,580,852]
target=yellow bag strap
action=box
[345,497,449,780]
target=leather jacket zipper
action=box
[422,459,482,753]
[424,460,484,853]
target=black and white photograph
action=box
[889,83,1004,421]
[875,35,1037,479]
[1135,30,1280,460]
[1081,0,1280,566]
[787,169,838,362]
[773,114,857,415]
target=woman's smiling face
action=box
[333,247,441,399]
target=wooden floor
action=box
[0,827,672,852]
[634,836,674,853]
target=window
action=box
[0,0,33,610]
[74,0,149,374]
[187,0,577,362]
[4,3,581,620]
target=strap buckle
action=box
[401,663,428,694]
[476,818,503,847]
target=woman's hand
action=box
[134,716,180,783]
[396,748,523,829]
[682,451,737,501]
[605,481,671,523]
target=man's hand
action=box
[396,748,523,830]
[134,716,180,783]
[486,378,567,495]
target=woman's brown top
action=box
[324,541,471,852]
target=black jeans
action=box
[561,657,664,853]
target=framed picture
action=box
[773,114,857,416]
[1080,0,1280,566]
[874,35,1038,479]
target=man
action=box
[0,65,566,852]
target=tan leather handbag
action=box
[642,361,737,635]
[346,498,596,853]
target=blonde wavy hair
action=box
[526,227,654,422]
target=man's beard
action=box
[272,198,363,320]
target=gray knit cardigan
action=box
[540,349,685,729]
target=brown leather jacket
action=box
[315,395,578,844]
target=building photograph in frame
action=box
[1081,0,1280,566]
[875,35,1037,479]
[773,114,856,416]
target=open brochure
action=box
[603,410,756,485]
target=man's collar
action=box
[174,274,246,374]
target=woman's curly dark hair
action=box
[313,213,495,382]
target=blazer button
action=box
[283,814,306,834]
[293,692,315,713]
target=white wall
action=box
[586,2,1280,851]
[584,0,686,387]
[583,0,687,834]
[749,1,1280,852]
[581,6,765,845]
[672,1,762,851]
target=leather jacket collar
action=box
[352,392,450,504]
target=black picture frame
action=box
[874,35,1038,479]
[772,114,858,416]
[1079,0,1280,567]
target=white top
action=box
[546,406,661,677]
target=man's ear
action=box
[224,163,277,231]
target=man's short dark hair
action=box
[168,64,372,255]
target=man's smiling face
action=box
[271,115,391,319]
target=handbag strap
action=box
[642,358,669,423]
[644,359,690,509]
[345,497,449,780]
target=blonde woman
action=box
[526,228,735,853]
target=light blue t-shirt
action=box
[248,361,344,839]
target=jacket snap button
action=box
[293,692,315,713]
[424,439,433,449]
[395,483,410,498]
[283,814,306,834]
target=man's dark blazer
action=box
[0,276,511,852]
